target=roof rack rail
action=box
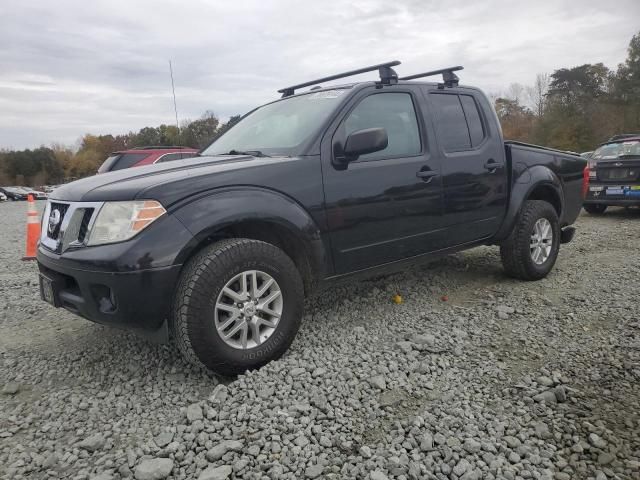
[130,145,192,150]
[278,60,401,97]
[399,66,463,87]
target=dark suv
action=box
[37,61,586,375]
[97,146,199,173]
[584,134,640,214]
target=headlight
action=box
[87,200,166,246]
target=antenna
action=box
[169,60,180,133]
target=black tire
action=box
[583,204,607,215]
[172,238,304,376]
[500,200,560,281]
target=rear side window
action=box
[156,153,183,163]
[343,92,421,161]
[460,95,485,147]
[430,94,471,152]
[99,153,149,172]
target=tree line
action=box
[1,31,638,187]
[494,31,639,152]
[0,112,241,186]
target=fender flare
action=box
[171,186,329,286]
[493,165,564,242]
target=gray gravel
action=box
[1,200,639,480]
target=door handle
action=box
[484,160,504,171]
[416,169,438,183]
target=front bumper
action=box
[35,210,196,341]
[38,249,181,340]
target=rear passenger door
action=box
[425,89,507,244]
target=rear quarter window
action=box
[459,95,485,147]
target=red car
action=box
[97,146,200,173]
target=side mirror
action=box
[343,127,388,161]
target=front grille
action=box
[47,202,70,240]
[41,201,101,253]
[597,168,639,182]
[78,208,94,243]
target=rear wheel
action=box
[172,238,304,376]
[500,200,560,281]
[583,204,607,215]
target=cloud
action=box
[0,0,638,149]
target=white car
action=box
[0,192,7,201]
[17,187,48,200]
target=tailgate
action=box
[595,159,640,182]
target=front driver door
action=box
[321,87,444,275]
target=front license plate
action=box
[606,187,623,195]
[39,274,58,306]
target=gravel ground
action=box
[0,200,638,480]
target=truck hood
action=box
[51,155,299,206]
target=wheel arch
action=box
[493,166,564,242]
[172,187,329,294]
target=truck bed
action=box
[504,141,586,228]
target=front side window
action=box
[342,92,421,161]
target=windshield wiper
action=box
[224,149,270,157]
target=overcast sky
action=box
[1,0,638,150]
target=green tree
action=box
[613,32,640,131]
[546,63,612,109]
[180,111,220,148]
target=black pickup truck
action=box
[37,61,586,375]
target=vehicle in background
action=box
[580,151,593,159]
[584,135,640,214]
[17,187,48,200]
[0,191,7,201]
[607,133,640,142]
[37,61,586,375]
[97,146,200,174]
[0,187,29,200]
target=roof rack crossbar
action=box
[278,60,401,97]
[399,65,464,87]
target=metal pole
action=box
[169,60,179,134]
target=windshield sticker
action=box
[308,89,346,100]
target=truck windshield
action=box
[202,89,349,157]
[592,140,640,160]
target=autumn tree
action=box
[494,97,535,141]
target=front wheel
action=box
[500,200,560,281]
[172,238,304,375]
[583,204,607,215]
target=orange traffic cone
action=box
[22,194,41,261]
